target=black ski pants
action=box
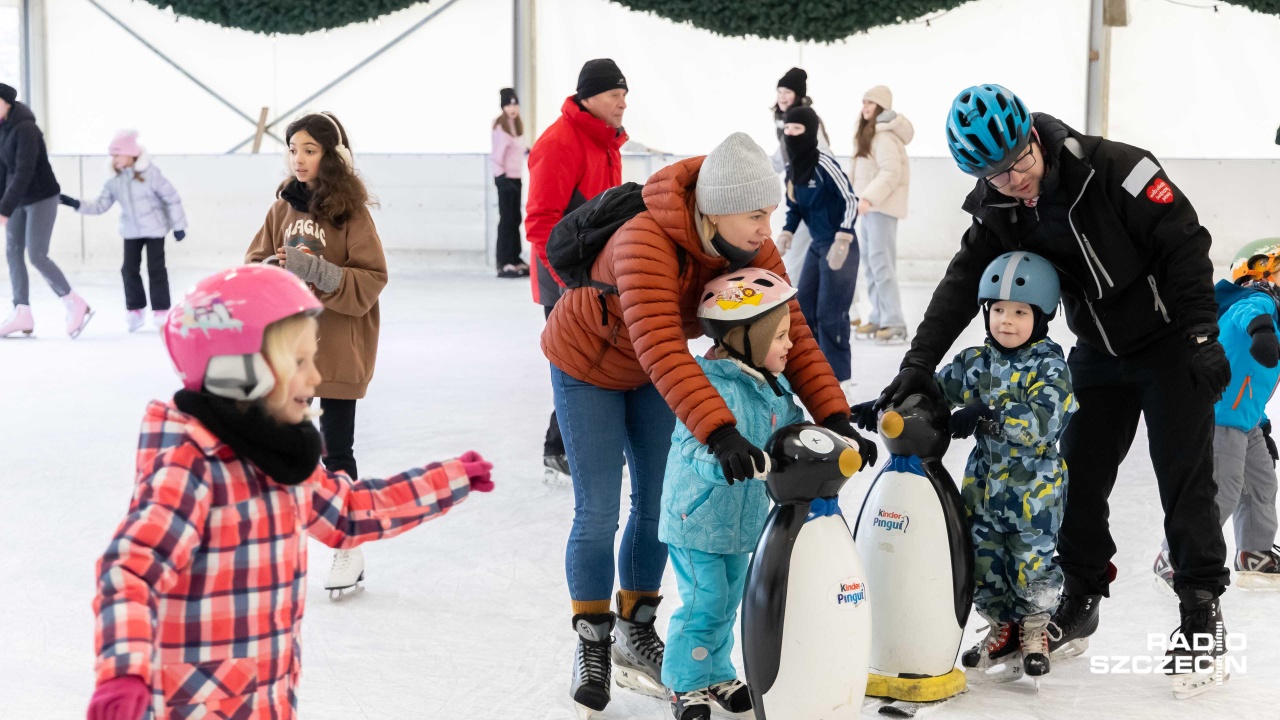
[1057,332,1230,596]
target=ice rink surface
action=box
[2,269,1275,719]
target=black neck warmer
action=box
[173,390,323,486]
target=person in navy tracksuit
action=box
[779,105,859,381]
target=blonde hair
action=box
[260,313,319,420]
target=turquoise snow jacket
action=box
[1213,280,1280,432]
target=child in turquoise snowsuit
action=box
[935,251,1076,679]
[658,270,805,716]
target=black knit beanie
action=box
[577,59,628,100]
[500,87,519,108]
[777,67,807,99]
[0,83,16,106]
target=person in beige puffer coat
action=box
[850,85,913,342]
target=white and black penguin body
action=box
[742,424,871,720]
[854,393,975,682]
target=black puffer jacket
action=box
[0,101,60,217]
[902,113,1217,370]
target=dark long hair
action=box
[277,113,372,228]
[855,102,883,159]
[493,112,523,137]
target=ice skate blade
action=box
[1,332,35,339]
[574,702,599,719]
[327,584,364,602]
[1051,637,1089,659]
[1236,572,1280,591]
[1150,574,1176,597]
[965,661,1023,685]
[612,664,667,699]
[878,698,959,718]
[543,467,572,488]
[69,309,95,339]
[1171,669,1229,700]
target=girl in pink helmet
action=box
[86,265,493,720]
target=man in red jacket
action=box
[526,58,629,484]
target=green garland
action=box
[139,0,1280,37]
[139,0,428,35]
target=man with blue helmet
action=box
[877,84,1230,697]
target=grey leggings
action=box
[6,194,70,306]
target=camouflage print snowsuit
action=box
[936,338,1077,622]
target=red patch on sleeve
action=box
[1145,178,1174,204]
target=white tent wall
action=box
[42,0,513,154]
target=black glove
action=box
[1263,420,1278,467]
[850,400,878,433]
[877,365,941,410]
[174,230,186,242]
[1247,314,1279,368]
[823,414,878,470]
[949,404,999,440]
[1186,326,1231,402]
[59,194,80,210]
[706,425,766,485]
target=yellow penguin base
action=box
[864,668,967,702]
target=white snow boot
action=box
[0,305,34,337]
[126,310,144,333]
[62,292,94,338]
[325,547,365,601]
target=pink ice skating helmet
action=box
[697,267,797,340]
[163,264,322,400]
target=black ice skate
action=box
[612,593,667,699]
[962,611,1022,683]
[571,612,614,719]
[544,453,572,487]
[707,678,753,716]
[670,688,713,720]
[1235,546,1280,591]
[1020,612,1052,687]
[1047,592,1101,659]
[1165,589,1229,700]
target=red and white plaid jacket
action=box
[93,400,474,719]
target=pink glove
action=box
[459,450,494,492]
[86,676,150,720]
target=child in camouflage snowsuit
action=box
[936,251,1076,681]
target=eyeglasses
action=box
[986,142,1037,189]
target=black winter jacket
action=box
[902,113,1217,371]
[0,101,61,217]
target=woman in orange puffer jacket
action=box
[542,132,878,716]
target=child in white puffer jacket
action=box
[60,130,188,332]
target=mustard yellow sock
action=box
[571,599,612,617]
[617,589,660,619]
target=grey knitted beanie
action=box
[696,132,781,216]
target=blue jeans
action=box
[662,547,750,692]
[551,366,675,601]
[796,238,860,381]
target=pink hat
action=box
[108,130,141,157]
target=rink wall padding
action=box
[40,153,1280,277]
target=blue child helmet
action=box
[946,84,1033,178]
[978,251,1059,316]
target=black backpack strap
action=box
[589,280,618,326]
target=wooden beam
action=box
[251,107,270,153]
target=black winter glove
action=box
[174,230,186,242]
[877,365,941,410]
[1247,314,1279,368]
[59,194,80,210]
[706,425,766,485]
[1262,420,1278,467]
[1186,326,1231,403]
[949,404,1000,440]
[823,414,878,470]
[850,400,879,433]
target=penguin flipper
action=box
[743,503,807,702]
[922,458,976,630]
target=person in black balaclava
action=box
[778,104,862,384]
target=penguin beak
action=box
[880,411,905,439]
[839,447,861,477]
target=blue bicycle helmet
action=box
[978,251,1059,315]
[946,84,1033,178]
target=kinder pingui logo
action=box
[830,578,867,608]
[172,292,244,337]
[872,507,910,534]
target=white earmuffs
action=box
[318,112,353,169]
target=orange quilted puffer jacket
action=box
[542,156,850,443]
